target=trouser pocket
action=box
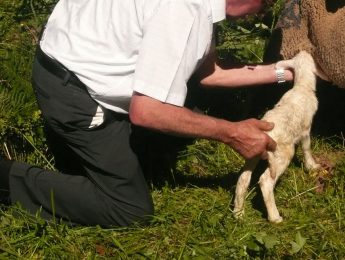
[32,58,105,132]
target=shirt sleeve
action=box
[132,1,207,107]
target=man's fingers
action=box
[261,151,268,160]
[232,119,277,160]
[258,120,275,131]
[266,137,277,152]
[258,138,275,160]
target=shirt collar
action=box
[210,0,226,23]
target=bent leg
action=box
[9,156,153,227]
[8,55,153,227]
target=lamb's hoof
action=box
[312,163,321,170]
[306,163,321,171]
[233,209,244,219]
[269,216,283,223]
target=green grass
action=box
[1,137,344,259]
[1,1,344,258]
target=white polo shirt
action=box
[40,0,225,113]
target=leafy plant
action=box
[216,20,270,63]
[216,0,284,63]
[289,231,307,254]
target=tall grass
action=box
[1,138,344,258]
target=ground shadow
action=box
[131,125,240,190]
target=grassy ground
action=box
[1,1,344,258]
[1,136,344,259]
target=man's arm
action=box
[196,51,293,88]
[129,92,276,160]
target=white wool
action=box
[233,51,320,223]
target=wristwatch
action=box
[275,68,286,84]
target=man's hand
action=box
[223,119,276,160]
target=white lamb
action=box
[233,51,322,223]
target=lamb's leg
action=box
[233,158,259,219]
[259,146,294,223]
[301,134,320,170]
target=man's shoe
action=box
[0,155,12,205]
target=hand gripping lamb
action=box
[233,51,322,223]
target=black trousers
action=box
[8,51,154,227]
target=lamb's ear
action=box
[275,59,294,70]
[315,63,331,82]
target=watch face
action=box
[275,68,286,83]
